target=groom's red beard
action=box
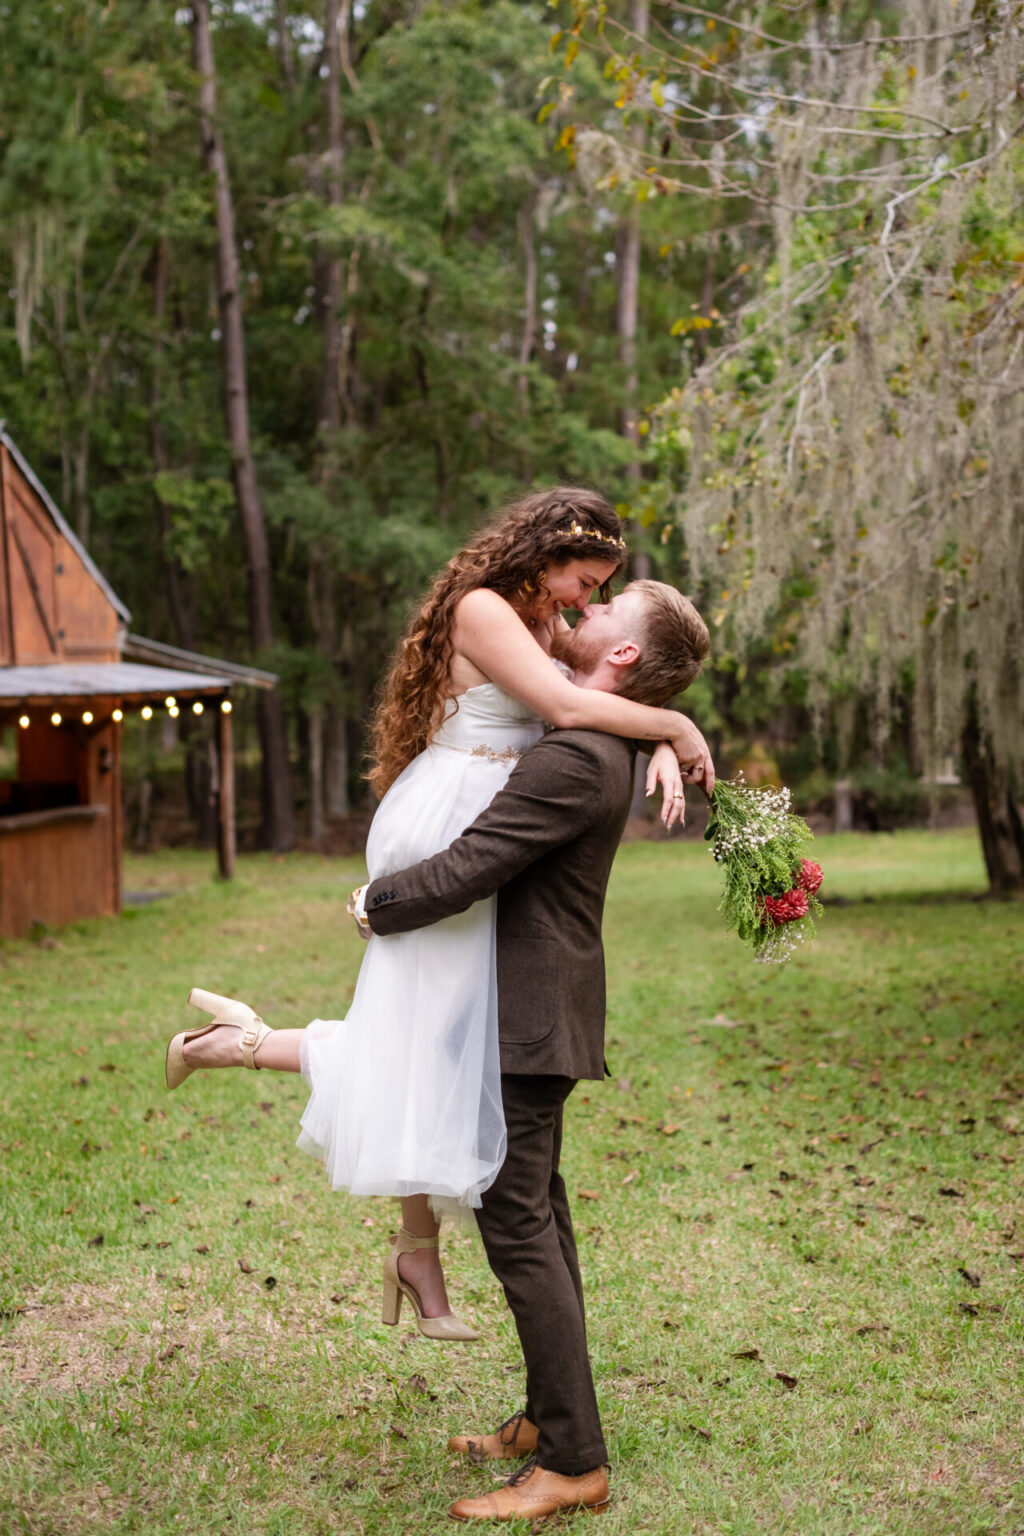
[550,620,609,675]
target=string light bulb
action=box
[192,701,204,715]
[165,696,176,709]
[221,699,232,714]
[141,706,153,721]
[82,711,93,725]
[112,709,123,722]
[168,705,180,719]
[51,712,62,726]
[18,715,29,729]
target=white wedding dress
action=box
[297,682,545,1210]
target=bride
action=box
[165,487,711,1340]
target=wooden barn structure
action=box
[0,425,275,938]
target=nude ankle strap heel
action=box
[381,1228,479,1343]
[164,989,272,1089]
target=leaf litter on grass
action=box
[1,838,1023,1533]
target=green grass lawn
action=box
[1,830,1022,1535]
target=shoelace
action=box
[507,1456,538,1488]
[496,1410,527,1447]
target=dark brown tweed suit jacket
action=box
[363,729,636,1081]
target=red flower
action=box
[797,859,824,895]
[761,887,810,926]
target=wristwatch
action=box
[347,884,371,936]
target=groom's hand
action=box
[671,716,716,795]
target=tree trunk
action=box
[617,0,650,579]
[191,0,294,851]
[153,236,216,847]
[317,0,344,443]
[306,550,348,838]
[306,0,350,846]
[308,703,325,850]
[325,704,350,818]
[150,237,195,652]
[961,692,1024,895]
[517,188,538,480]
[273,0,296,98]
[73,426,90,547]
[692,240,715,366]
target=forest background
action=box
[1,0,1021,890]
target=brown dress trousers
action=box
[365,728,636,1475]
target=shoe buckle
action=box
[239,1018,264,1049]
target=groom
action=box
[357,579,712,1521]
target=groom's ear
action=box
[607,639,641,670]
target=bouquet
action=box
[705,775,824,963]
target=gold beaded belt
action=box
[435,741,525,764]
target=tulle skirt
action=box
[297,729,538,1210]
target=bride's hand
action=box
[646,741,687,830]
[670,715,716,795]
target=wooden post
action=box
[216,698,236,879]
[109,703,123,916]
[0,443,17,664]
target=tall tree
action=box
[305,0,347,848]
[624,5,1024,891]
[191,0,295,850]
[616,0,650,578]
[1,0,716,835]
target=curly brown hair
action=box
[368,487,626,797]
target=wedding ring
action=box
[672,791,685,799]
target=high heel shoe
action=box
[381,1228,479,1343]
[164,988,272,1090]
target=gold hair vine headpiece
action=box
[556,519,627,552]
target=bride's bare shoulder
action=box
[452,588,520,627]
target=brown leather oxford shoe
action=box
[448,1458,609,1522]
[448,1410,539,1462]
